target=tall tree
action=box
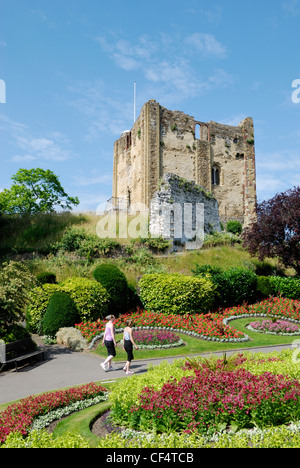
[0,168,79,214]
[243,186,300,275]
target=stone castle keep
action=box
[112,99,257,240]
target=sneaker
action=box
[100,362,108,371]
[107,366,115,372]
[122,367,127,372]
[126,370,134,375]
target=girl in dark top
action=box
[122,319,138,375]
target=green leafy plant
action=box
[36,271,57,285]
[60,277,109,321]
[226,220,243,235]
[93,263,129,314]
[0,261,37,331]
[139,273,215,315]
[42,292,80,337]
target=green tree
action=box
[0,168,79,214]
[0,261,37,329]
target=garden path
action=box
[0,342,295,405]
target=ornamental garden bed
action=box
[75,297,300,360]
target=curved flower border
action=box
[223,314,300,337]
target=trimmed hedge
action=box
[193,266,257,308]
[268,276,300,300]
[93,264,128,314]
[60,278,109,321]
[26,278,109,333]
[42,292,80,337]
[139,273,215,315]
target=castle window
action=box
[211,165,220,186]
[195,123,201,140]
[126,132,132,150]
[127,189,131,208]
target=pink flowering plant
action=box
[0,382,106,444]
[129,367,300,435]
[133,330,181,346]
[248,319,299,335]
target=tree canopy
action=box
[0,168,79,214]
[243,186,300,275]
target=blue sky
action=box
[0,0,299,212]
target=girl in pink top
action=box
[100,315,116,372]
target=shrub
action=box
[194,267,257,308]
[26,278,109,332]
[60,278,109,321]
[36,271,57,285]
[53,226,121,259]
[42,292,80,337]
[53,226,88,252]
[268,276,300,300]
[0,323,31,343]
[0,261,37,329]
[226,220,243,235]
[192,264,222,277]
[26,284,60,333]
[256,276,274,300]
[139,273,215,315]
[93,264,129,314]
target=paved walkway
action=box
[0,342,296,405]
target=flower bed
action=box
[0,383,107,444]
[247,319,300,336]
[75,297,300,347]
[122,330,184,350]
[126,367,300,436]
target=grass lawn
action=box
[51,401,111,447]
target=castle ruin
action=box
[112,99,257,239]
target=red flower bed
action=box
[76,309,244,342]
[0,382,106,444]
[129,368,300,434]
[76,298,300,344]
[223,297,300,321]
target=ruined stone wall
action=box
[112,100,257,226]
[149,174,221,247]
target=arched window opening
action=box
[195,123,201,140]
[211,166,220,186]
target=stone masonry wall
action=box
[149,174,221,248]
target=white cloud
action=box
[0,113,75,162]
[73,172,112,186]
[282,0,300,17]
[256,149,300,201]
[67,80,132,140]
[94,32,231,103]
[185,33,227,58]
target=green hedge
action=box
[268,276,300,300]
[42,292,80,337]
[193,266,257,308]
[139,273,215,315]
[93,264,129,314]
[26,278,109,333]
[60,278,109,321]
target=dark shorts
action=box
[104,340,116,357]
[124,340,134,362]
